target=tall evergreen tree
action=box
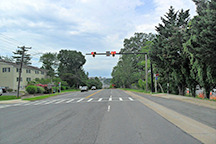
[184,0,216,98]
[150,6,190,95]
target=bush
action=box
[36,86,45,94]
[7,88,13,92]
[61,86,66,90]
[26,85,37,94]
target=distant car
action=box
[91,86,96,90]
[0,87,6,93]
[81,86,88,92]
[0,87,2,96]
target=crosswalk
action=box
[0,97,137,109]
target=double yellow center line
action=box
[85,89,103,99]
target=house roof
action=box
[0,59,47,72]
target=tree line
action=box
[0,49,102,90]
[111,0,216,99]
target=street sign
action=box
[156,77,158,80]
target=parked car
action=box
[81,86,88,92]
[91,86,96,90]
[0,87,6,93]
[0,87,2,96]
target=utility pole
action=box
[145,54,148,92]
[14,46,31,98]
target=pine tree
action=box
[184,0,216,98]
[150,6,190,95]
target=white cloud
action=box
[0,0,197,77]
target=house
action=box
[0,60,48,92]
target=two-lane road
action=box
[0,89,208,143]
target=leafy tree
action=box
[57,50,86,88]
[184,0,216,98]
[112,33,155,88]
[39,52,58,77]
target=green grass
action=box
[119,88,151,94]
[0,96,21,101]
[22,89,80,101]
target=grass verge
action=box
[0,96,21,101]
[119,88,152,94]
[22,89,80,101]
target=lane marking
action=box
[87,98,93,102]
[108,105,110,112]
[119,97,123,101]
[0,105,11,109]
[34,101,48,105]
[54,99,66,104]
[44,100,58,104]
[85,89,103,99]
[124,91,216,144]
[65,99,75,103]
[128,97,134,101]
[77,98,84,102]
[98,98,102,101]
[109,97,112,101]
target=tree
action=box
[57,50,86,88]
[112,33,155,88]
[13,49,32,65]
[150,6,190,95]
[184,0,216,98]
[39,52,58,77]
[0,55,14,62]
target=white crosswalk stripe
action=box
[65,99,75,103]
[77,98,84,102]
[87,98,93,102]
[0,97,137,109]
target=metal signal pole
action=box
[86,51,155,93]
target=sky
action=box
[0,0,196,78]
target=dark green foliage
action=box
[36,86,45,93]
[39,52,58,77]
[150,6,190,95]
[184,0,216,98]
[111,32,155,89]
[26,85,37,94]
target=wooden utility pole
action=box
[14,46,31,98]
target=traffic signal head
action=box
[91,52,96,57]
[111,51,116,57]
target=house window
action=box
[17,77,22,82]
[35,71,39,74]
[41,71,44,75]
[26,69,31,73]
[2,67,10,72]
[16,68,22,73]
[26,78,31,82]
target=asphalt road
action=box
[0,89,209,144]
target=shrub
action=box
[36,86,45,94]
[7,88,13,92]
[26,85,37,94]
[61,86,66,90]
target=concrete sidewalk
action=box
[0,99,28,104]
[151,93,216,109]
